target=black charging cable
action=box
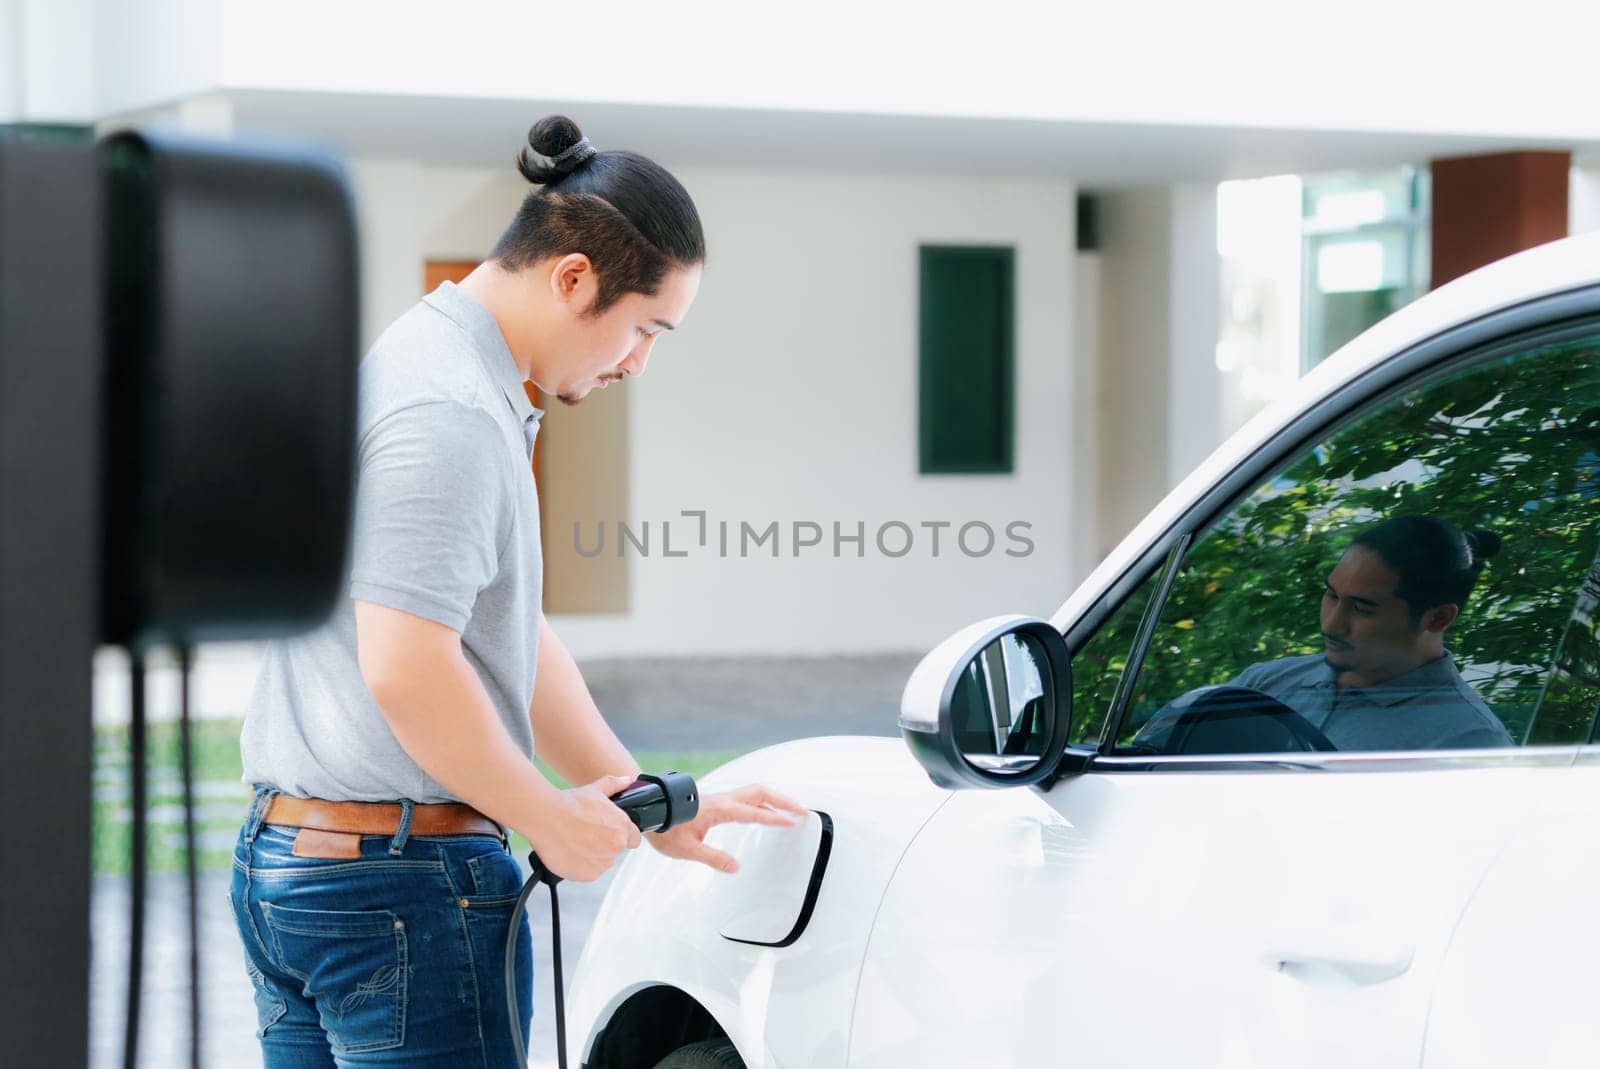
[507,858,565,1069]
[123,652,147,1069]
[505,772,699,1069]
[121,646,202,1069]
[178,645,200,1069]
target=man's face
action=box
[549,262,702,406]
[1319,545,1452,684]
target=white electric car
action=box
[568,231,1600,1069]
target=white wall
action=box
[1096,190,1172,559]
[1166,185,1223,485]
[348,158,425,350]
[80,1,1599,142]
[1573,161,1600,236]
[546,168,1080,656]
[0,1,18,122]
[1070,252,1102,583]
[1094,186,1223,560]
[89,0,222,122]
[421,165,523,259]
[0,0,96,122]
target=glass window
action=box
[1526,543,1600,745]
[1109,332,1600,756]
[1301,167,1430,370]
[1068,565,1163,747]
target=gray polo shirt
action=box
[241,281,544,802]
[1230,652,1514,750]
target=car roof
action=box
[1054,228,1600,632]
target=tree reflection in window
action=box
[1103,334,1600,752]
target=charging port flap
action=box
[714,810,832,948]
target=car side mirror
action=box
[899,616,1072,789]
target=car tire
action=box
[652,1037,745,1068]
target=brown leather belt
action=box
[264,795,503,839]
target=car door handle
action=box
[1260,938,1415,985]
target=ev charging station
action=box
[0,129,359,1068]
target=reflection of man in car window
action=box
[1230,516,1515,750]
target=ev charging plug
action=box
[508,771,700,1069]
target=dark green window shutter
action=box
[918,245,1014,474]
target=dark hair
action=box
[1349,515,1502,623]
[490,115,705,316]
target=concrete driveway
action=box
[92,866,616,1069]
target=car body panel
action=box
[850,757,1573,1066]
[568,736,952,1068]
[1421,756,1600,1068]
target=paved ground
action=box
[92,867,616,1069]
[89,652,916,1067]
[578,653,915,750]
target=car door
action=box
[1420,547,1600,1069]
[850,312,1600,1067]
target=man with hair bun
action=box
[1226,515,1515,751]
[228,115,805,1066]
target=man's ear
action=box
[1421,602,1461,634]
[549,252,593,304]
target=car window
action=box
[1527,540,1600,745]
[1111,331,1600,756]
[1068,565,1163,747]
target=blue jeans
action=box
[228,787,534,1067]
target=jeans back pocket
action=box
[261,902,408,1055]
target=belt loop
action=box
[244,785,279,844]
[388,799,415,856]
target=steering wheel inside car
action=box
[1133,685,1336,755]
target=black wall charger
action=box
[0,129,358,1069]
[97,131,360,1069]
[99,130,359,648]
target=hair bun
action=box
[516,115,599,185]
[1466,529,1503,563]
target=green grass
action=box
[92,718,746,877]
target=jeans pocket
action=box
[228,891,288,1037]
[464,848,527,908]
[262,902,408,1055]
